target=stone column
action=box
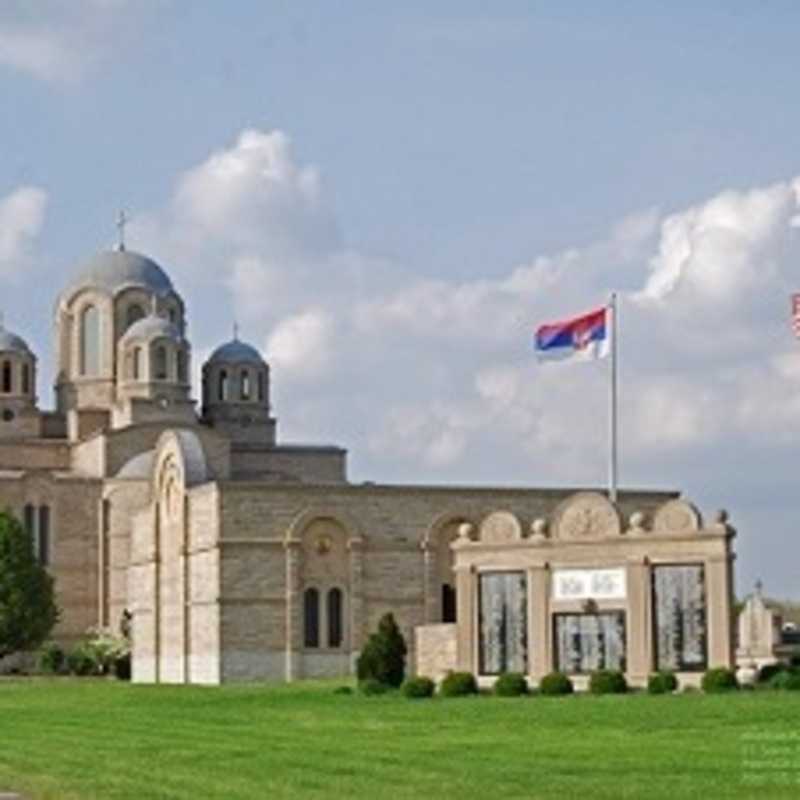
[625,557,651,685]
[706,555,734,668]
[284,541,302,681]
[527,564,550,683]
[348,537,365,664]
[454,563,474,672]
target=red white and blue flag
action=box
[534,305,610,362]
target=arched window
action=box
[132,347,142,380]
[80,305,101,376]
[38,505,50,567]
[328,588,344,648]
[257,371,265,402]
[304,588,320,648]
[177,350,187,383]
[1,361,11,393]
[154,346,168,381]
[241,370,251,401]
[218,370,228,401]
[21,363,30,395]
[442,584,457,623]
[23,503,34,537]
[126,304,145,329]
[168,308,177,324]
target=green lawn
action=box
[0,679,798,799]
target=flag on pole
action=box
[534,305,610,362]
[792,294,800,339]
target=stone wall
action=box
[415,624,457,681]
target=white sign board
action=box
[552,568,627,601]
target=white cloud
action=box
[265,309,335,380]
[0,186,47,278]
[0,1,149,83]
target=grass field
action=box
[0,679,798,800]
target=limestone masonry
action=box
[0,247,736,685]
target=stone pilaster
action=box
[421,543,438,623]
[625,556,651,683]
[455,563,474,672]
[284,540,302,681]
[348,537,365,653]
[706,555,734,668]
[527,564,550,682]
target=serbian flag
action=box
[534,305,610,362]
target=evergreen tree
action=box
[0,510,59,658]
[356,612,407,687]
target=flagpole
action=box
[609,292,619,504]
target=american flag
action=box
[794,295,800,339]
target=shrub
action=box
[355,613,407,689]
[360,678,391,696]
[589,669,628,695]
[757,663,786,684]
[494,672,528,697]
[401,676,436,699]
[332,686,353,695]
[538,671,574,696]
[701,667,738,693]
[113,652,131,681]
[38,642,65,674]
[647,670,678,695]
[67,645,98,676]
[439,671,478,697]
[769,669,800,691]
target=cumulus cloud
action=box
[265,309,335,380]
[0,186,47,278]
[0,1,149,83]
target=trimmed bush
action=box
[757,663,786,684]
[439,671,478,697]
[355,613,407,689]
[401,676,436,699]
[647,670,678,695]
[494,672,528,697]
[67,645,98,676]
[360,678,391,696]
[538,671,574,696]
[769,669,800,691]
[589,669,627,695]
[701,667,738,693]
[38,642,65,674]
[113,653,131,681]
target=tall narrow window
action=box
[304,588,320,648]
[80,305,101,376]
[652,565,707,672]
[1,361,11,393]
[478,571,527,675]
[132,347,141,380]
[23,503,34,538]
[442,584,457,623]
[177,351,187,383]
[328,588,344,648]
[154,346,168,380]
[126,304,145,329]
[21,363,30,395]
[241,370,251,401]
[38,505,50,567]
[218,370,228,401]
[257,372,265,402]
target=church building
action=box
[0,246,736,686]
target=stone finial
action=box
[530,518,548,544]
[629,511,646,533]
[457,522,475,541]
[715,509,729,525]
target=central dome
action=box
[62,249,174,300]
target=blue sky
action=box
[1,1,799,597]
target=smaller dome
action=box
[115,449,155,479]
[122,314,183,344]
[0,325,32,355]
[63,249,174,301]
[208,339,265,365]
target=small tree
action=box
[0,510,59,658]
[356,613,407,688]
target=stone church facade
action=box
[0,247,736,685]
